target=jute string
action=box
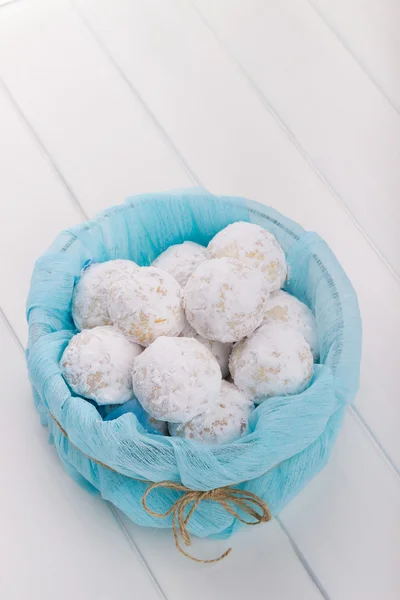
[50,414,272,563]
[142,481,271,563]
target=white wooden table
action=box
[1,1,399,598]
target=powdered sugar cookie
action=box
[263,290,319,360]
[72,259,139,330]
[207,221,287,292]
[152,241,206,287]
[180,319,232,378]
[183,258,269,343]
[132,336,222,423]
[108,266,185,346]
[60,326,142,405]
[230,323,313,403]
[169,381,253,445]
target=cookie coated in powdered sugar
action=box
[60,326,143,405]
[152,241,207,287]
[263,290,319,360]
[180,319,232,378]
[183,258,269,343]
[207,221,287,292]
[169,380,253,445]
[72,259,139,330]
[108,266,185,346]
[230,323,313,403]
[132,336,222,423]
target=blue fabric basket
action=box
[26,189,362,541]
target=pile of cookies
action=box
[60,222,318,445]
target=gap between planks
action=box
[308,0,400,117]
[71,0,202,189]
[0,78,88,220]
[190,2,400,286]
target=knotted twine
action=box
[50,414,272,563]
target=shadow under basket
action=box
[26,189,362,562]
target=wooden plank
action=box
[280,410,400,600]
[73,0,400,470]
[311,0,400,113]
[0,0,192,219]
[0,317,162,600]
[0,85,83,344]
[191,0,400,278]
[116,514,323,600]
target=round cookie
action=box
[132,336,222,423]
[72,259,139,330]
[263,290,319,360]
[180,319,232,378]
[60,326,143,405]
[108,266,185,346]
[183,257,269,343]
[152,241,206,287]
[207,221,287,292]
[169,381,253,445]
[230,323,313,403]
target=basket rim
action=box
[26,190,361,489]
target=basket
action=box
[26,189,361,557]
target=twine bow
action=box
[142,481,272,563]
[50,414,271,563]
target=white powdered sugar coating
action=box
[152,241,207,287]
[108,266,185,346]
[207,221,287,292]
[180,319,232,378]
[72,259,139,330]
[132,336,222,423]
[60,326,143,405]
[168,381,253,445]
[230,323,313,403]
[262,290,319,360]
[183,258,269,343]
